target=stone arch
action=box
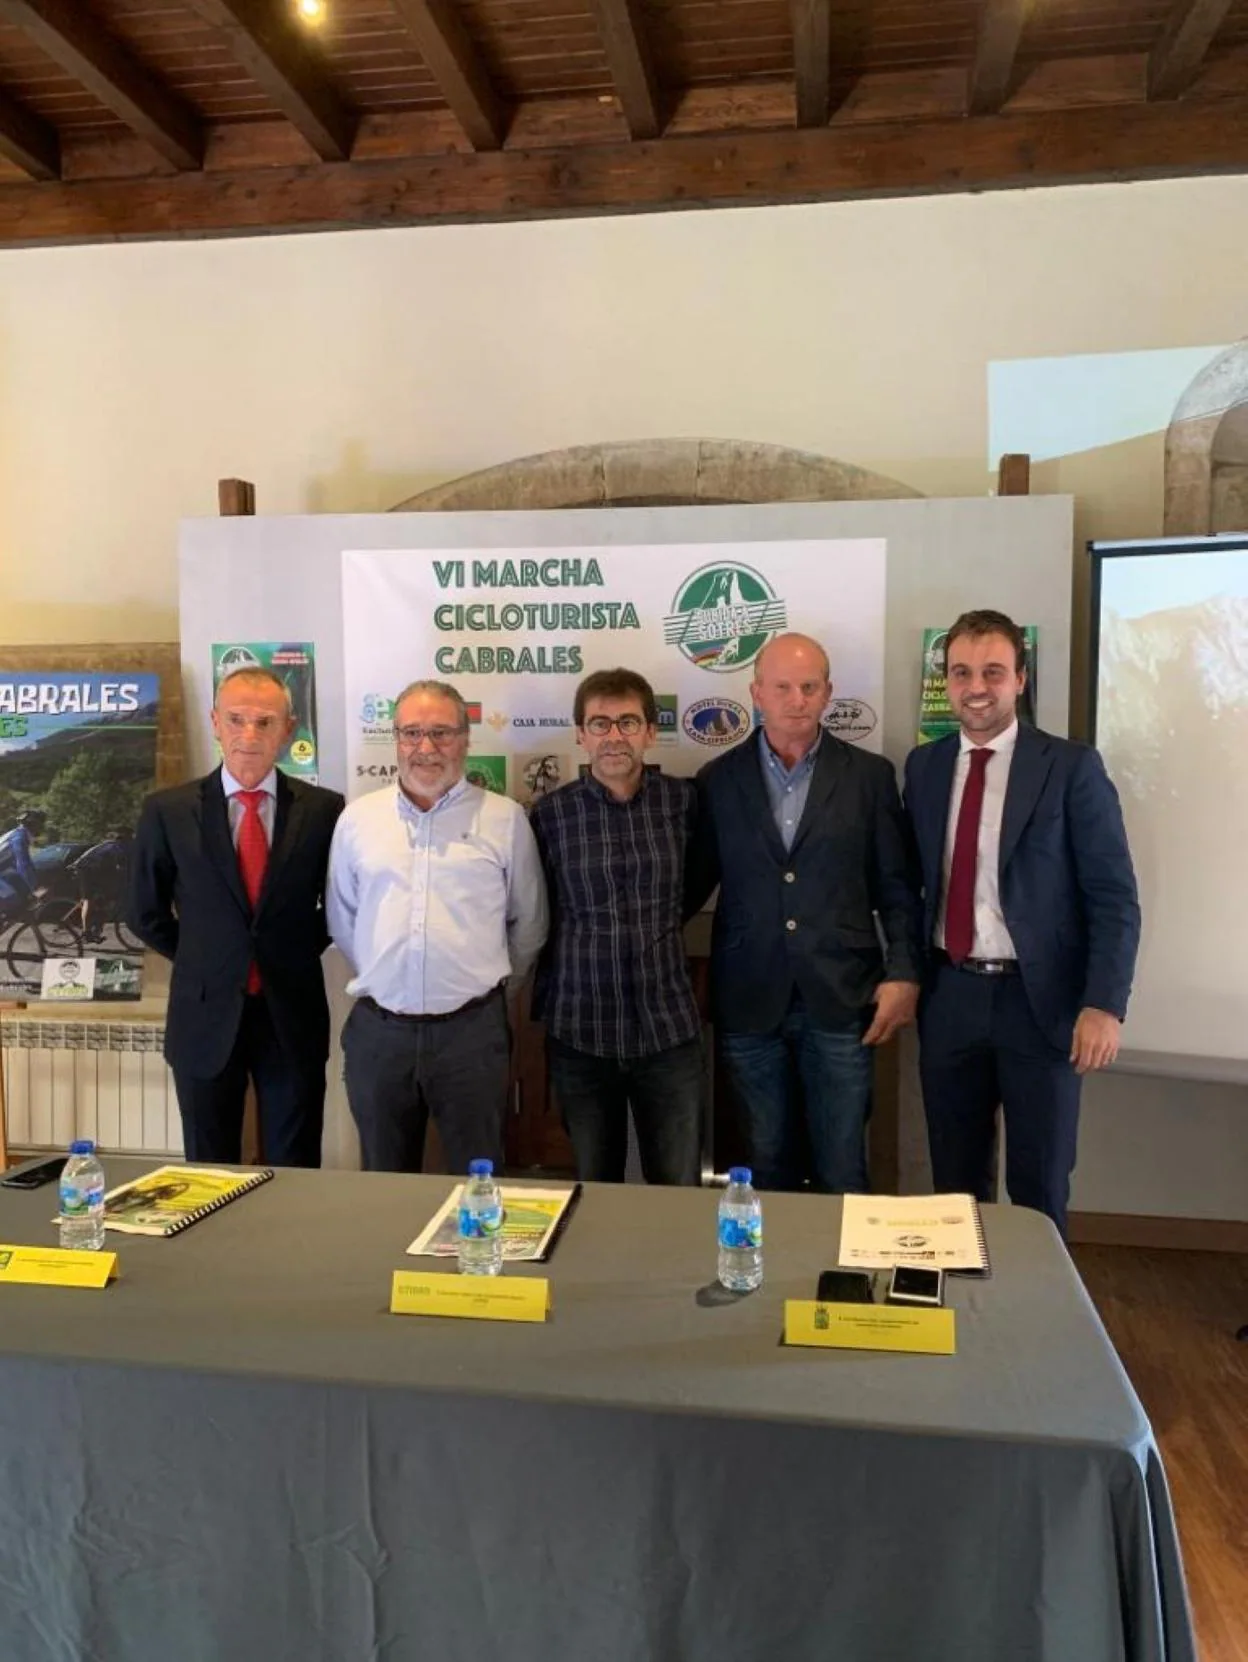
[1164,340,1248,535]
[391,438,922,512]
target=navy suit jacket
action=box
[128,769,344,1078]
[903,724,1141,1050]
[690,734,923,1034]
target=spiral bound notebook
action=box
[100,1164,274,1237]
[837,1193,991,1275]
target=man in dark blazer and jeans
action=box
[904,609,1140,1235]
[129,668,343,1167]
[691,632,923,1193]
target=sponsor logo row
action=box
[360,693,877,748]
[355,700,877,803]
[354,754,559,803]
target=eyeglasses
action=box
[583,714,646,737]
[394,724,465,748]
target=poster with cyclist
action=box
[0,671,158,1000]
[210,642,319,781]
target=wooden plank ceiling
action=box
[0,0,1245,242]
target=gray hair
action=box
[215,666,294,716]
[393,679,470,732]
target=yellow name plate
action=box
[391,1269,550,1323]
[0,1243,118,1290]
[784,1300,955,1355]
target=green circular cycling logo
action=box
[663,561,787,672]
[215,645,262,681]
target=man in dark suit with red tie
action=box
[903,610,1141,1236]
[129,668,344,1167]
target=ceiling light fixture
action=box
[295,0,326,21]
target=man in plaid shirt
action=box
[530,669,703,1185]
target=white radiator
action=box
[1,1019,183,1157]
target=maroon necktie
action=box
[236,789,269,993]
[944,747,992,965]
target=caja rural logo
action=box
[663,562,787,672]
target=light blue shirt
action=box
[759,729,821,852]
[326,779,549,1015]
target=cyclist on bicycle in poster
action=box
[69,828,134,943]
[0,808,46,912]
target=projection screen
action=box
[1091,536,1248,1071]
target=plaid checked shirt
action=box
[529,769,701,1059]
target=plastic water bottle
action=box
[58,1140,106,1252]
[457,1158,504,1276]
[718,1166,763,1292]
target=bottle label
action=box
[458,1204,503,1240]
[718,1216,762,1250]
[59,1181,102,1218]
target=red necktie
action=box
[944,747,992,965]
[236,789,269,993]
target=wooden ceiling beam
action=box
[4,96,1248,245]
[586,0,663,140]
[186,0,357,162]
[792,0,833,128]
[968,0,1033,115]
[0,86,58,181]
[0,0,202,170]
[388,0,508,151]
[1148,0,1235,100]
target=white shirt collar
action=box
[395,775,472,821]
[958,718,1019,758]
[221,764,278,799]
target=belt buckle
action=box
[980,960,1005,976]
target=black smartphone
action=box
[1,1156,68,1190]
[887,1265,945,1307]
[817,1268,875,1304]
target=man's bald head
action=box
[750,633,832,757]
[753,633,830,684]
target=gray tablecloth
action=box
[0,1164,1194,1662]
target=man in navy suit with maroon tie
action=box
[903,610,1141,1236]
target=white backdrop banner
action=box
[342,540,887,802]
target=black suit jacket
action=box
[128,769,345,1077]
[903,723,1141,1049]
[690,734,923,1034]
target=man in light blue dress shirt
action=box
[327,680,548,1174]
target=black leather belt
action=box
[933,949,1020,977]
[359,986,503,1024]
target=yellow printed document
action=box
[407,1185,579,1263]
[101,1165,274,1237]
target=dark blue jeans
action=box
[721,1008,872,1193]
[547,1036,704,1185]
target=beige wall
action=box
[2,172,1247,644]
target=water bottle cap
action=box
[728,1166,752,1185]
[70,1140,95,1155]
[468,1159,493,1177]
